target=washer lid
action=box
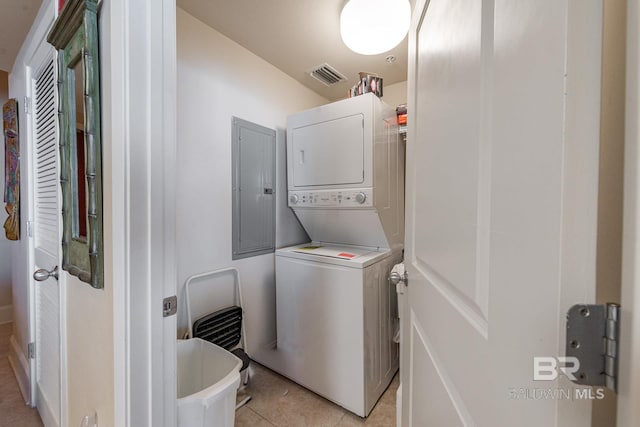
[276,243,392,268]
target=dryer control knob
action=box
[289,194,299,204]
[355,192,367,204]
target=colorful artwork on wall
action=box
[3,99,20,240]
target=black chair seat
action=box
[231,348,251,371]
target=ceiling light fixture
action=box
[340,0,411,56]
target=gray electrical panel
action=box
[232,117,276,260]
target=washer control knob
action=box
[289,194,299,204]
[355,192,367,204]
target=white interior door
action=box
[29,51,64,427]
[402,0,604,425]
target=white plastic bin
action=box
[177,338,242,427]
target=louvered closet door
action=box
[32,56,61,427]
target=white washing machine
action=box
[275,243,401,417]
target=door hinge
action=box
[163,295,177,317]
[24,96,31,115]
[26,220,33,238]
[28,342,35,359]
[566,303,619,392]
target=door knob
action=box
[388,264,408,286]
[388,271,404,285]
[33,266,59,282]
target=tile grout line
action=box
[246,405,277,426]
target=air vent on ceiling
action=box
[309,63,347,86]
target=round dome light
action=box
[340,0,411,55]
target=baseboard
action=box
[396,381,402,427]
[8,334,31,404]
[0,304,12,324]
[37,386,58,427]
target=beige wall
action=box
[64,1,115,424]
[65,276,113,425]
[596,1,626,305]
[593,0,626,424]
[383,80,408,108]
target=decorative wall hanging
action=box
[47,0,103,288]
[3,99,20,241]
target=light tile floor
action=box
[0,322,43,427]
[235,363,399,427]
[0,325,397,427]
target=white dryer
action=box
[286,93,405,251]
[275,243,401,417]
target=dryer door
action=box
[291,114,364,187]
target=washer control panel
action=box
[288,189,373,208]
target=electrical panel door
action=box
[232,117,276,260]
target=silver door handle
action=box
[33,266,59,282]
[388,270,408,286]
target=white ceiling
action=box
[0,0,42,72]
[0,1,410,100]
[177,0,410,101]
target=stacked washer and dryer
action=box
[275,93,405,417]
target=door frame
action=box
[107,0,177,425]
[619,0,640,423]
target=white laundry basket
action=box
[177,338,242,427]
